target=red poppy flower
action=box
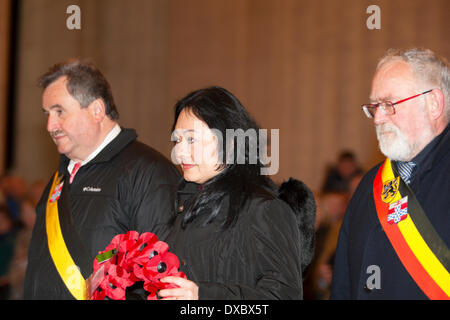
[90,231,185,300]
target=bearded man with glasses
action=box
[331,48,450,300]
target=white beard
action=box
[376,123,412,161]
[376,122,434,161]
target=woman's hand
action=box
[159,276,199,300]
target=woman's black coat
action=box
[166,179,315,300]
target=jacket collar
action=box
[58,128,137,175]
[175,180,201,206]
[414,123,450,176]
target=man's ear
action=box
[427,88,445,121]
[88,98,106,122]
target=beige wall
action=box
[0,0,11,175]
[10,0,450,191]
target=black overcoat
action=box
[166,180,314,300]
[24,129,180,299]
[331,125,450,299]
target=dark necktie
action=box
[397,161,416,185]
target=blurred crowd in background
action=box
[303,150,363,300]
[0,150,363,300]
[0,174,45,299]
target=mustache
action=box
[376,123,400,136]
[49,130,65,139]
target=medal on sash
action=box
[387,196,409,224]
[49,181,64,203]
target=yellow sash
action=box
[46,172,87,300]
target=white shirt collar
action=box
[68,124,121,173]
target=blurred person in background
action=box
[0,175,27,222]
[303,191,348,299]
[321,151,363,194]
[0,204,17,299]
[7,197,36,299]
[27,180,46,206]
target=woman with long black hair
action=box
[159,86,316,299]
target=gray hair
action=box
[38,59,119,121]
[377,48,450,121]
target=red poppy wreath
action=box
[89,231,186,300]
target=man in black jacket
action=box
[330,48,450,299]
[24,60,180,299]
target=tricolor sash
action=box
[46,172,88,300]
[373,158,450,299]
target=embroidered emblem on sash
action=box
[387,196,408,224]
[381,177,399,203]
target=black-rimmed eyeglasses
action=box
[362,89,433,119]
